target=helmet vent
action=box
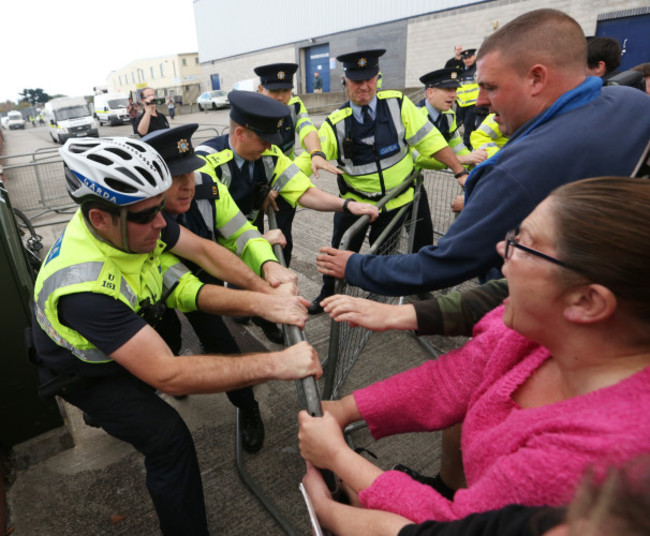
[105,177,139,194]
[67,142,100,154]
[87,154,114,166]
[152,160,165,178]
[125,141,147,153]
[135,166,157,187]
[105,147,133,160]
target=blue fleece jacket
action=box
[345,78,650,295]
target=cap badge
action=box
[277,118,284,128]
[277,71,286,80]
[451,72,458,79]
[358,57,367,68]
[177,139,190,154]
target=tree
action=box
[19,88,51,106]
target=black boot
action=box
[238,402,265,453]
[252,317,284,344]
[308,287,334,315]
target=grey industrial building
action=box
[193,0,650,95]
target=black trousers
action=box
[317,192,433,297]
[64,375,209,536]
[461,105,477,149]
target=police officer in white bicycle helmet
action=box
[31,137,321,535]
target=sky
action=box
[1,0,199,103]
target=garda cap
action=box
[419,68,462,89]
[228,90,291,146]
[142,123,205,176]
[337,49,386,81]
[460,48,477,59]
[254,63,298,90]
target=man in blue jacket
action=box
[314,8,650,298]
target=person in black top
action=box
[135,86,169,136]
[444,44,464,71]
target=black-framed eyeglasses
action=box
[124,197,166,224]
[504,227,569,268]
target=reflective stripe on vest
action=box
[35,261,137,363]
[334,98,408,177]
[195,143,218,155]
[162,260,191,294]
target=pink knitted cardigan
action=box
[354,306,650,523]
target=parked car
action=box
[197,90,230,111]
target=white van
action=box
[43,97,99,144]
[7,111,26,130]
[93,93,130,126]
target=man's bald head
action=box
[477,9,586,76]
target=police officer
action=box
[31,136,321,535]
[145,123,300,451]
[296,49,469,314]
[196,91,379,321]
[415,68,487,170]
[470,112,509,159]
[455,48,480,148]
[252,62,342,267]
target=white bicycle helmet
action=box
[60,137,171,206]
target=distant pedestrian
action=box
[126,97,140,134]
[313,71,323,93]
[166,96,176,120]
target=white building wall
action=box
[194,0,484,62]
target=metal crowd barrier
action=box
[321,172,422,401]
[0,149,75,223]
[321,168,475,400]
[235,208,335,536]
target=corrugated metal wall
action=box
[194,0,483,62]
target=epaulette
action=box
[194,181,220,201]
[204,148,234,167]
[328,107,353,125]
[377,90,402,99]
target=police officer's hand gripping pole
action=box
[267,207,342,502]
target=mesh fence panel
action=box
[324,169,477,399]
[2,152,74,219]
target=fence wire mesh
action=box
[324,168,477,400]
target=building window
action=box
[195,57,198,64]
[182,58,187,66]
[160,63,165,77]
[150,66,155,80]
[132,72,136,84]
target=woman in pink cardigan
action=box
[298,176,650,532]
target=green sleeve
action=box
[159,252,204,313]
[269,148,315,207]
[403,97,449,159]
[413,278,509,337]
[292,97,319,149]
[212,180,277,275]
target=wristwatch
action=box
[310,150,327,160]
[342,198,353,213]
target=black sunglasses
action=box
[504,227,569,268]
[123,198,166,224]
